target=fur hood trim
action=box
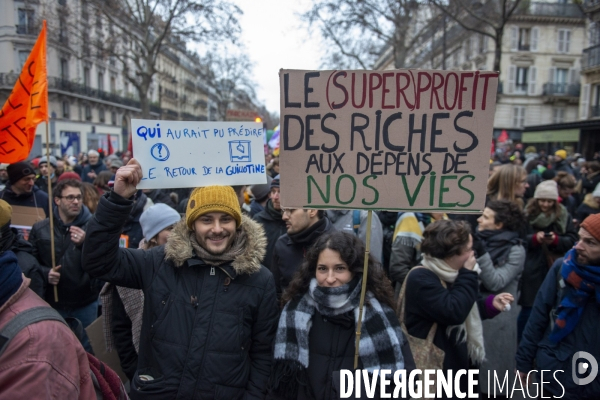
[583,193,600,210]
[165,214,267,274]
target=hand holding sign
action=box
[114,158,143,199]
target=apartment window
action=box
[60,58,69,80]
[84,67,90,87]
[511,26,538,51]
[111,111,117,125]
[58,0,67,5]
[558,29,571,53]
[98,73,104,91]
[58,17,68,45]
[591,22,600,47]
[553,108,565,124]
[18,51,29,70]
[99,108,105,123]
[85,105,92,121]
[82,2,89,21]
[62,101,70,118]
[124,82,129,96]
[465,39,472,61]
[516,67,528,94]
[513,106,526,128]
[110,76,116,93]
[555,68,569,94]
[519,28,530,51]
[17,9,34,35]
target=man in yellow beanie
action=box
[82,159,278,399]
[553,149,574,175]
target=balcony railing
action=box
[514,2,584,18]
[542,82,581,97]
[583,44,600,70]
[592,105,600,118]
[518,43,530,51]
[515,83,528,94]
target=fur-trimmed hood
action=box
[164,214,267,275]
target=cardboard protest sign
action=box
[279,69,499,212]
[131,120,267,189]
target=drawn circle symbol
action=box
[150,143,170,161]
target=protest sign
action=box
[131,119,267,189]
[279,69,499,212]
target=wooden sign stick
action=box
[354,209,373,370]
[45,122,58,303]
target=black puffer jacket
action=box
[516,259,600,400]
[29,206,99,308]
[272,217,335,295]
[82,192,279,400]
[253,199,286,272]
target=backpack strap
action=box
[353,210,361,235]
[0,306,67,358]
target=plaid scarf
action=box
[549,248,600,343]
[270,277,405,398]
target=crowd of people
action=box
[0,146,598,399]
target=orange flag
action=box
[0,20,47,163]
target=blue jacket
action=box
[516,258,600,399]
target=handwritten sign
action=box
[131,119,267,189]
[279,69,499,212]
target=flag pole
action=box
[354,209,373,369]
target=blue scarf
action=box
[0,251,23,307]
[549,248,600,343]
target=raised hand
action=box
[113,158,143,199]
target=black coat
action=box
[122,193,150,250]
[253,200,286,272]
[519,214,578,307]
[516,259,600,400]
[404,267,493,399]
[0,185,49,217]
[80,162,107,183]
[272,217,335,295]
[111,289,138,381]
[144,189,176,209]
[9,230,46,298]
[82,192,279,400]
[29,206,99,308]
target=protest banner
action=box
[278,69,499,212]
[131,119,268,189]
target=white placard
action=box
[131,119,267,189]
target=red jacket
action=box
[0,276,96,399]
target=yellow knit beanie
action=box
[186,186,242,229]
[0,200,11,228]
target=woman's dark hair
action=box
[282,231,395,308]
[421,220,471,259]
[587,161,600,174]
[486,199,525,232]
[80,182,100,214]
[525,197,562,220]
[94,171,113,191]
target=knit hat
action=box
[555,150,567,160]
[250,176,273,202]
[38,155,57,168]
[7,162,35,185]
[0,164,8,171]
[525,146,537,154]
[57,172,82,183]
[140,203,181,241]
[582,214,600,242]
[534,180,559,200]
[0,200,12,228]
[186,186,242,229]
[271,174,280,189]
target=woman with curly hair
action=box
[474,200,526,398]
[269,231,406,399]
[517,180,578,341]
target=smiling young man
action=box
[516,213,600,399]
[82,159,278,399]
[0,162,49,217]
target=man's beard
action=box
[201,233,232,255]
[576,253,600,266]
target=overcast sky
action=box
[235,0,323,115]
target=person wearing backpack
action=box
[0,250,96,399]
[516,214,600,399]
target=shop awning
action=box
[521,129,580,143]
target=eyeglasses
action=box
[59,195,83,202]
